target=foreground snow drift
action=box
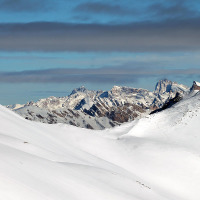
[1,92,200,200]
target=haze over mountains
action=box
[8,79,190,129]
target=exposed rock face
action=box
[7,79,189,130]
[191,81,200,91]
[154,79,188,103]
[150,92,183,115]
[154,79,173,94]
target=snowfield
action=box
[1,92,200,199]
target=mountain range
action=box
[7,79,191,129]
[2,80,200,199]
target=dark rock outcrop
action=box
[150,92,183,115]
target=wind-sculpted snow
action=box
[8,79,189,129]
[1,91,200,199]
[0,105,167,200]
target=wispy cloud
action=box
[73,2,136,16]
[148,0,200,19]
[73,0,200,21]
[0,0,52,12]
[0,19,200,52]
[1,67,200,84]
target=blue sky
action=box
[0,0,200,104]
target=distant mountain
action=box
[7,79,189,129]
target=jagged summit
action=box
[194,81,200,86]
[70,86,88,95]
[154,79,189,94]
[155,79,172,93]
[191,81,200,91]
[111,85,148,96]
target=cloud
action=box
[73,0,200,21]
[1,67,200,84]
[0,0,51,12]
[0,20,200,52]
[148,0,200,19]
[73,2,135,16]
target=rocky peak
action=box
[111,85,144,95]
[190,81,200,91]
[26,101,34,106]
[70,86,88,95]
[154,79,189,95]
[111,85,122,92]
[154,79,173,94]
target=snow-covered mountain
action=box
[1,86,200,199]
[8,79,189,129]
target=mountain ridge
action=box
[7,79,190,129]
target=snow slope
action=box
[194,81,200,87]
[0,105,166,200]
[1,91,200,199]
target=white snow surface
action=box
[1,91,200,199]
[194,81,200,86]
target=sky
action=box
[1,0,200,105]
